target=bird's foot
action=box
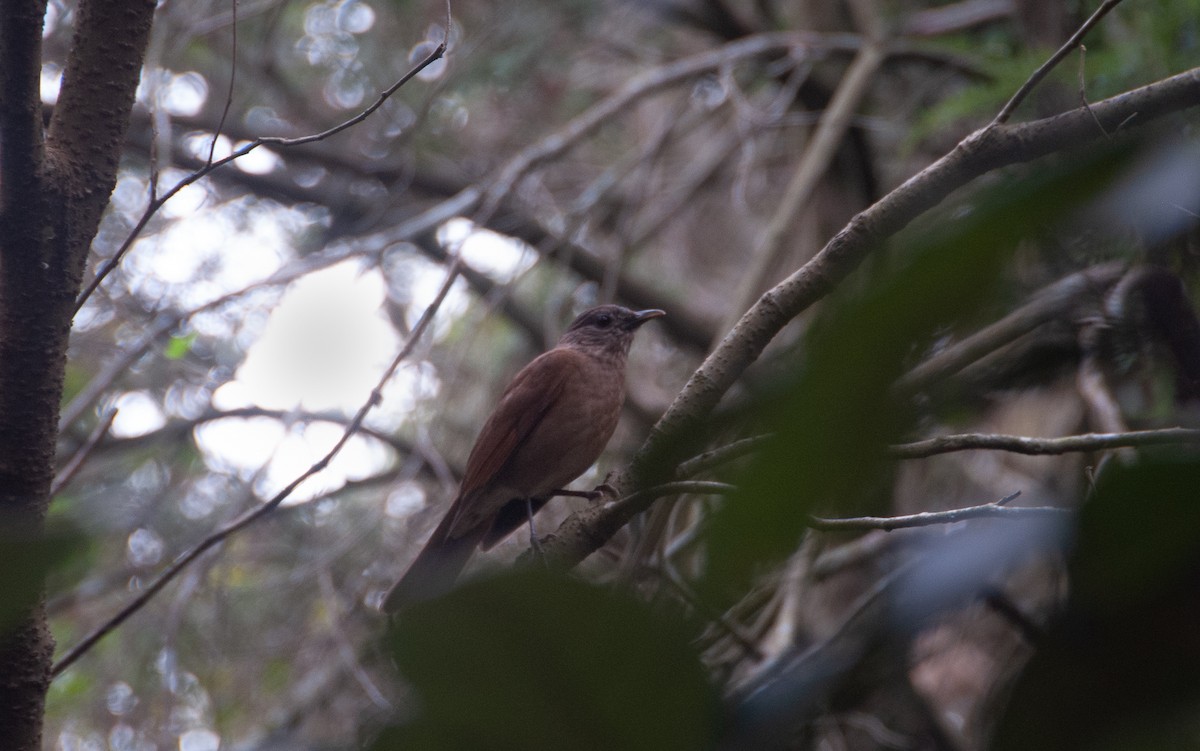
[590,482,619,501]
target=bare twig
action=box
[51,257,463,677]
[891,427,1200,459]
[476,32,865,221]
[721,35,887,335]
[370,31,869,254]
[318,570,393,710]
[991,0,1126,125]
[895,262,1126,394]
[73,0,452,312]
[93,405,433,462]
[1078,44,1110,138]
[655,564,766,661]
[1076,313,1135,465]
[675,434,773,478]
[812,530,905,578]
[206,0,238,166]
[809,495,1065,532]
[530,481,736,568]
[51,408,118,496]
[541,66,1200,572]
[902,0,1015,37]
[609,481,737,516]
[62,246,366,432]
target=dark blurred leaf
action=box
[372,569,720,751]
[994,459,1200,750]
[0,521,85,635]
[705,145,1135,598]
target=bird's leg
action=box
[525,497,545,560]
[591,482,619,501]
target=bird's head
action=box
[558,305,665,356]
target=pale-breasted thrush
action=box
[382,305,665,612]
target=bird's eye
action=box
[595,314,613,327]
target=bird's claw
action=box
[590,482,619,501]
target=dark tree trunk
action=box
[0,0,156,746]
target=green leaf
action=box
[164,332,198,360]
[371,569,720,751]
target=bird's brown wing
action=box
[383,351,575,612]
[442,347,576,539]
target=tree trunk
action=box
[0,0,156,745]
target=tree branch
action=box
[721,22,888,336]
[809,499,1068,532]
[51,258,465,677]
[50,407,117,496]
[73,0,451,311]
[894,261,1126,394]
[991,0,1126,125]
[86,405,454,480]
[541,65,1200,570]
[891,427,1200,459]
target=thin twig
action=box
[890,427,1200,459]
[809,498,1067,532]
[675,434,773,478]
[902,0,1015,37]
[206,0,238,166]
[540,66,1200,571]
[529,481,736,568]
[895,261,1125,394]
[610,481,738,516]
[721,25,887,334]
[62,243,376,432]
[475,31,865,222]
[318,569,393,710]
[655,563,766,661]
[73,0,452,313]
[94,405,436,464]
[1076,315,1133,467]
[1078,44,1110,138]
[51,408,118,496]
[51,257,463,678]
[370,31,869,258]
[991,0,1126,125]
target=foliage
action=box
[994,458,1200,750]
[373,569,720,750]
[3,0,1197,748]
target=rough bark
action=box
[0,0,156,746]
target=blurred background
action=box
[38,0,1200,748]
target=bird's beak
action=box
[631,309,666,327]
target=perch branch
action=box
[891,427,1200,459]
[991,0,1127,125]
[540,64,1200,570]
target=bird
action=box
[382,305,665,612]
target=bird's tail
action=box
[382,510,485,614]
